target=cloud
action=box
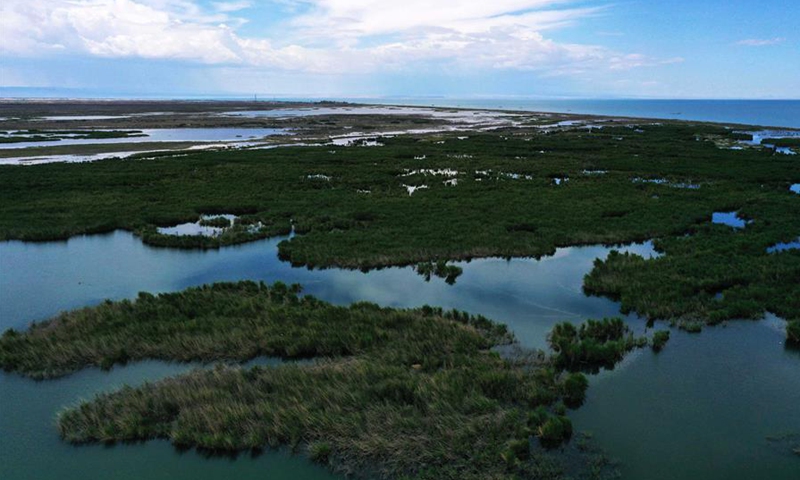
[212,1,252,13]
[0,0,680,77]
[736,37,785,47]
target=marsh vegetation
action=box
[1,123,797,334]
[1,281,624,480]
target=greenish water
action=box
[1,232,798,479]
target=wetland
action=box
[1,100,799,480]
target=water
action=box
[572,316,800,480]
[353,99,800,129]
[157,214,237,237]
[0,128,286,150]
[767,239,800,253]
[712,211,750,229]
[0,231,650,346]
[1,232,798,480]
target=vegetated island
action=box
[1,112,798,338]
[0,129,147,144]
[0,281,666,480]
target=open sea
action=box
[354,98,800,129]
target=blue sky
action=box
[0,0,797,99]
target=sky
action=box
[0,0,797,99]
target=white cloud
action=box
[212,1,252,13]
[0,0,680,77]
[736,37,785,47]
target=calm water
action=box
[1,232,798,479]
[0,128,286,150]
[712,211,750,229]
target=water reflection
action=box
[1,232,798,480]
[0,231,657,349]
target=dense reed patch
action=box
[0,281,622,479]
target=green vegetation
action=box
[728,133,753,141]
[651,330,671,352]
[198,216,232,228]
[0,135,60,144]
[1,123,798,326]
[547,318,647,373]
[415,260,463,284]
[0,281,618,479]
[560,372,590,408]
[787,321,800,345]
[763,138,800,148]
[0,129,145,144]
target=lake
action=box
[0,128,287,150]
[1,232,798,479]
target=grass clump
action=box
[561,372,590,409]
[787,320,800,345]
[415,260,463,284]
[547,318,646,373]
[651,330,671,352]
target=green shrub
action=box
[308,441,332,463]
[538,416,573,449]
[651,330,671,352]
[561,373,589,409]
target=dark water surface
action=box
[1,232,798,479]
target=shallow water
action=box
[0,128,286,150]
[572,316,800,480]
[767,239,800,253]
[157,214,237,237]
[0,232,798,480]
[712,211,750,229]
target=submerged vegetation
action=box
[1,122,798,330]
[1,281,623,479]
